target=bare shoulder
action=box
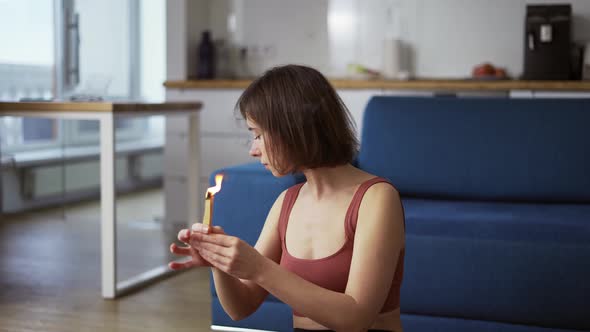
[276,188,288,203]
[267,189,289,220]
[263,187,293,227]
[358,180,404,232]
[368,180,399,194]
[361,182,401,217]
[348,167,401,207]
[363,180,400,204]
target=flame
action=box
[207,174,224,196]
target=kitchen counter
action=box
[164,79,590,91]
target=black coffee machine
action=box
[522,4,571,80]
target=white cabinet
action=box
[531,91,590,98]
[511,90,590,99]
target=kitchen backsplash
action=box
[187,0,590,79]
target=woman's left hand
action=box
[189,223,266,281]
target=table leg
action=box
[105,111,198,298]
[100,113,117,299]
[0,120,3,215]
[187,112,200,226]
[0,117,4,215]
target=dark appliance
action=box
[522,4,572,80]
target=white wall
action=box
[412,0,523,78]
[411,0,590,78]
[186,0,590,79]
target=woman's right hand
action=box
[168,224,225,270]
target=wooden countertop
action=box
[164,79,590,91]
[0,101,202,114]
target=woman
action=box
[169,65,405,332]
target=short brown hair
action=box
[237,64,358,174]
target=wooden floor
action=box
[0,190,213,332]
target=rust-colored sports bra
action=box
[278,177,405,317]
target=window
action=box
[0,0,55,100]
[0,0,58,153]
[0,0,166,155]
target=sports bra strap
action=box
[278,183,305,241]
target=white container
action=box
[382,38,401,79]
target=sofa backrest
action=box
[357,96,590,203]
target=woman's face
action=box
[246,117,277,175]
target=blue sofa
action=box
[208,96,590,332]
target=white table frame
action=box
[0,108,200,299]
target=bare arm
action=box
[205,190,286,320]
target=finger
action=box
[191,223,210,234]
[211,225,225,234]
[199,248,230,267]
[191,232,237,247]
[197,241,232,258]
[170,243,191,256]
[191,224,225,235]
[177,229,190,243]
[168,260,195,270]
[169,255,213,269]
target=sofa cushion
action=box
[358,97,590,203]
[401,198,590,330]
